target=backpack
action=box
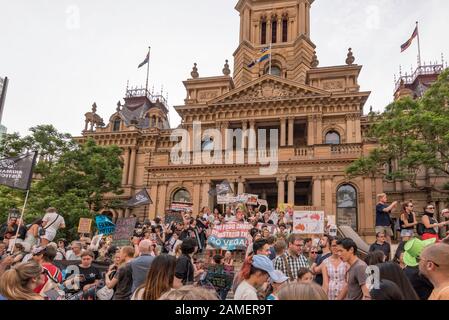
[416,223,425,236]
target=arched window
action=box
[265,64,282,77]
[112,118,121,132]
[261,20,267,45]
[272,19,277,43]
[282,18,288,42]
[325,131,341,145]
[151,115,156,127]
[202,137,214,152]
[172,189,192,203]
[337,184,358,231]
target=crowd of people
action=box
[0,193,449,301]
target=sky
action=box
[1,0,448,137]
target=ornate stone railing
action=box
[330,144,362,156]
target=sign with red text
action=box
[208,223,253,250]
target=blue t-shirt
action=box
[0,294,7,300]
[376,203,391,226]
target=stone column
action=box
[127,147,137,186]
[363,178,374,233]
[121,148,130,185]
[149,182,158,219]
[316,115,323,145]
[324,176,333,216]
[307,115,314,146]
[299,1,306,35]
[157,182,168,216]
[201,180,211,210]
[238,178,245,195]
[277,18,282,43]
[267,19,271,44]
[243,8,250,41]
[288,117,294,146]
[346,114,353,143]
[277,176,286,205]
[280,117,286,147]
[192,181,201,215]
[354,114,362,143]
[287,175,296,205]
[312,176,322,207]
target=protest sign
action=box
[112,217,137,247]
[77,218,92,234]
[95,215,115,235]
[164,211,184,225]
[217,194,238,205]
[257,199,268,212]
[170,202,193,212]
[89,234,103,251]
[256,223,277,235]
[293,210,325,234]
[216,181,232,195]
[205,264,235,291]
[207,222,252,250]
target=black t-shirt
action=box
[75,265,102,289]
[369,242,391,261]
[376,203,391,227]
[403,266,433,300]
[113,263,133,300]
[175,254,194,285]
[313,252,332,286]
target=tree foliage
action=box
[0,126,123,240]
[346,69,449,194]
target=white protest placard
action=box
[293,210,325,234]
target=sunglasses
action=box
[427,207,435,210]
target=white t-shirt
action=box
[42,212,65,233]
[234,280,258,300]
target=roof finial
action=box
[346,48,355,65]
[442,53,445,65]
[311,51,319,68]
[116,101,121,112]
[223,59,231,76]
[191,63,199,79]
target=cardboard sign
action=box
[95,215,115,235]
[205,264,235,291]
[256,223,277,235]
[77,218,92,234]
[164,211,184,225]
[112,217,137,247]
[217,194,238,205]
[207,223,253,250]
[293,211,325,234]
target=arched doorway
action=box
[336,184,358,231]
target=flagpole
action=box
[416,21,422,67]
[146,46,151,94]
[269,42,272,75]
[9,189,30,254]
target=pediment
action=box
[210,75,330,105]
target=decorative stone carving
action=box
[191,63,199,79]
[198,90,220,102]
[84,103,105,131]
[323,80,344,91]
[346,48,355,65]
[311,51,319,68]
[232,81,299,102]
[223,59,231,76]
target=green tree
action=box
[0,126,123,240]
[346,69,449,195]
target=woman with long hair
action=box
[132,254,177,300]
[377,262,419,300]
[0,262,44,300]
[400,201,417,242]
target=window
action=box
[265,65,282,77]
[282,18,288,42]
[112,119,121,132]
[261,21,267,45]
[172,189,192,203]
[272,20,277,43]
[325,131,340,145]
[337,184,358,231]
[202,138,214,152]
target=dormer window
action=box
[112,118,121,132]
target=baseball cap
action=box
[252,255,289,283]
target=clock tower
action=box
[233,0,316,87]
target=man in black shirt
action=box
[174,238,203,287]
[65,250,102,299]
[369,232,391,261]
[110,246,135,300]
